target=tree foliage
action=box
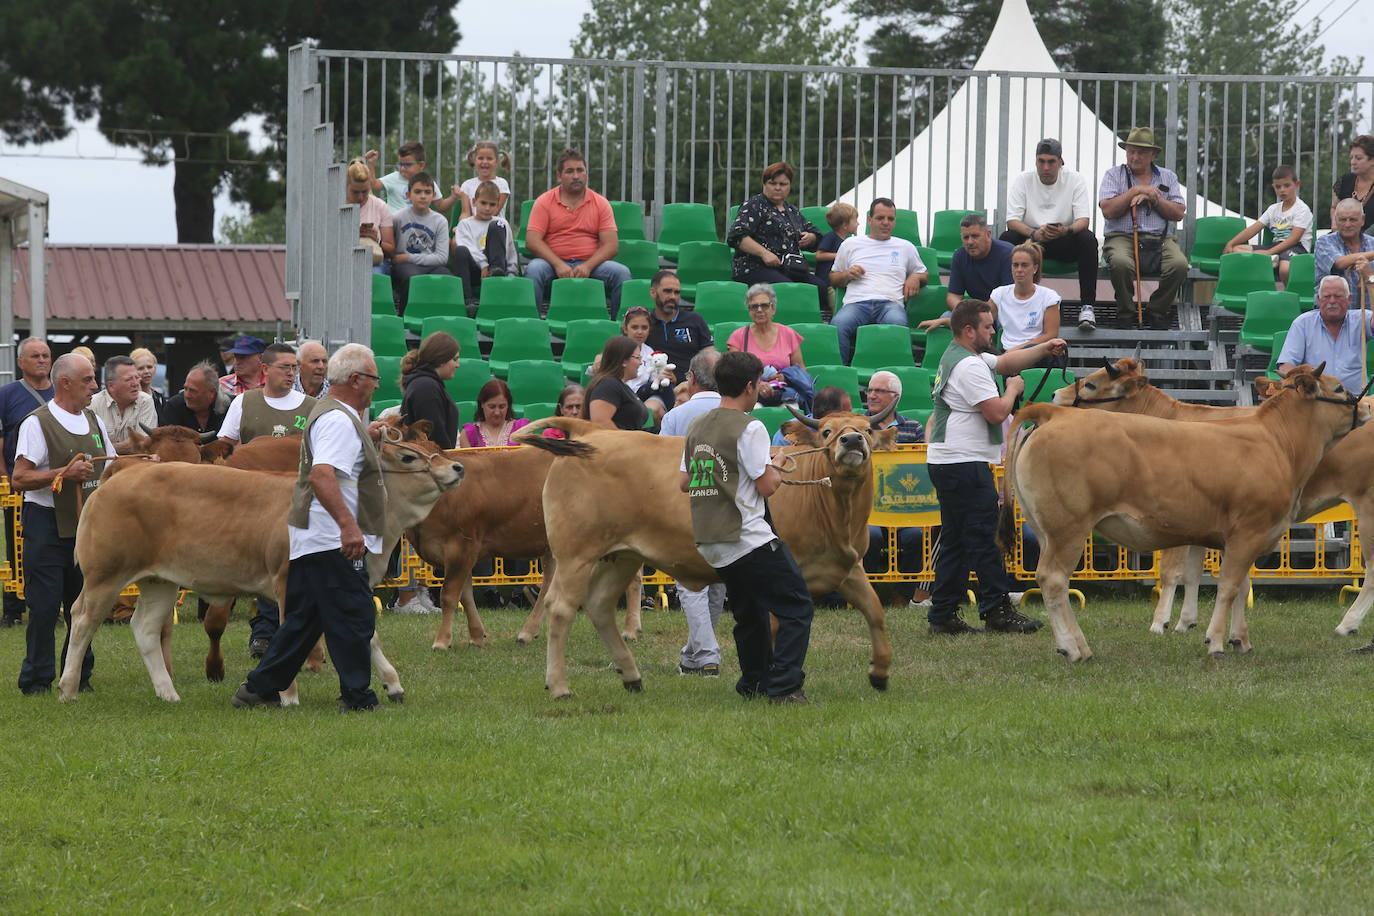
[0,2,461,243]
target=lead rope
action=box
[769,444,833,487]
[1012,344,1072,412]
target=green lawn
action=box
[3,591,1374,912]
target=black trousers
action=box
[245,550,379,709]
[999,228,1099,306]
[716,537,814,698]
[928,462,1012,622]
[3,502,24,620]
[450,223,510,301]
[249,597,279,644]
[18,504,93,691]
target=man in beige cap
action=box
[1098,127,1186,329]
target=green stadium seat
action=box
[507,359,568,409]
[851,324,916,384]
[488,317,555,377]
[691,280,749,326]
[892,208,921,247]
[916,245,938,274]
[1265,331,1287,379]
[930,209,981,269]
[676,241,733,302]
[446,359,493,403]
[801,205,831,234]
[546,278,609,337]
[402,298,470,335]
[514,198,535,259]
[519,401,558,421]
[919,326,954,371]
[885,366,934,416]
[657,202,718,263]
[560,319,619,379]
[613,238,661,281]
[1237,291,1301,353]
[751,406,794,439]
[373,356,404,403]
[772,282,823,325]
[475,276,539,335]
[617,279,653,318]
[792,323,842,367]
[1211,252,1277,315]
[419,316,480,362]
[610,200,646,241]
[809,364,862,410]
[455,400,478,426]
[1286,253,1316,307]
[371,274,395,315]
[1018,367,1076,405]
[370,398,401,421]
[713,321,749,352]
[406,274,464,312]
[1189,216,1248,276]
[907,283,950,345]
[371,315,407,357]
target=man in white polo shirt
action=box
[829,198,928,364]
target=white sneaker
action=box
[909,596,933,609]
[390,596,431,615]
[1077,306,1097,331]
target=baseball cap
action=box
[1035,138,1063,159]
[226,335,267,356]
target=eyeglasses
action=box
[270,364,300,373]
[747,302,773,310]
[395,161,419,169]
[353,372,381,381]
[868,388,897,396]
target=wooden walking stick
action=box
[1131,203,1144,327]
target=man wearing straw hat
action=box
[1098,127,1186,330]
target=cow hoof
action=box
[1336,627,1357,637]
[430,642,450,651]
[1178,623,1197,632]
[1229,640,1251,654]
[620,631,639,642]
[1148,624,1166,635]
[515,634,533,645]
[551,689,573,700]
[1207,650,1225,660]
[623,678,643,693]
[868,674,889,691]
[205,664,224,682]
[387,690,405,704]
[1055,647,1069,657]
[156,690,181,703]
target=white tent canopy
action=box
[838,0,1240,238]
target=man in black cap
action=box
[1001,138,1100,330]
[219,335,267,395]
[216,336,237,377]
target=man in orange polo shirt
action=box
[524,148,631,313]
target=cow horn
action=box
[1313,361,1327,378]
[197,430,218,444]
[868,398,897,427]
[785,402,820,430]
[1131,343,1141,363]
[138,423,156,435]
[1103,357,1121,380]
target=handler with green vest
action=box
[926,299,1065,636]
[217,342,317,656]
[681,350,814,705]
[234,344,388,712]
[11,354,116,695]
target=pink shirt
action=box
[358,194,391,232]
[461,417,530,447]
[527,187,616,261]
[727,324,804,371]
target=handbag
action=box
[1135,236,1163,276]
[778,252,812,282]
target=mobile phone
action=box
[361,222,374,230]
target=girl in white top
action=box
[990,242,1061,352]
[456,140,511,219]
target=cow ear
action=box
[126,427,149,452]
[199,440,229,463]
[871,426,899,452]
[1126,376,1149,392]
[780,420,820,447]
[406,419,433,441]
[1252,377,1278,399]
[1293,373,1319,396]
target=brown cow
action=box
[57,426,464,702]
[517,405,897,699]
[1007,365,1367,661]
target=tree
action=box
[218,201,286,245]
[0,2,461,243]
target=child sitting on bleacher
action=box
[452,180,517,300]
[456,140,511,219]
[390,171,456,313]
[815,202,859,290]
[1223,164,1312,289]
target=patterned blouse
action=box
[726,193,821,280]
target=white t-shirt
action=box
[287,408,384,560]
[454,215,518,269]
[834,235,926,306]
[219,389,308,443]
[990,284,1061,349]
[1258,199,1313,253]
[460,176,511,217]
[16,401,117,508]
[1006,168,1092,229]
[680,416,775,568]
[928,351,1003,465]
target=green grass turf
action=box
[3,591,1374,911]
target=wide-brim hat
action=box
[1119,127,1162,152]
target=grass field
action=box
[3,590,1374,912]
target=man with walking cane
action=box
[1098,127,1186,330]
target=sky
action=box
[1,0,1370,246]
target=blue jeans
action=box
[525,258,631,312]
[832,298,909,364]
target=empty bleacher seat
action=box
[613,238,661,280]
[1189,216,1248,276]
[791,323,842,367]
[691,280,749,326]
[419,316,480,360]
[657,202,718,263]
[546,278,609,336]
[1237,291,1301,354]
[610,200,647,241]
[445,359,493,403]
[475,276,539,335]
[1211,251,1277,315]
[507,359,569,408]
[809,364,862,409]
[850,324,916,384]
[371,315,407,357]
[772,282,824,325]
[561,319,619,378]
[487,317,556,378]
[676,241,733,301]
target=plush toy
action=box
[647,351,676,390]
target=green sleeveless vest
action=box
[286,398,387,536]
[928,342,1003,446]
[238,389,315,444]
[32,406,106,537]
[683,408,755,545]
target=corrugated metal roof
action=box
[12,244,290,324]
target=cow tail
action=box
[515,418,598,458]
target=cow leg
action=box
[543,558,594,698]
[1227,584,1251,653]
[59,583,119,701]
[516,554,556,644]
[1036,535,1094,662]
[130,580,182,702]
[585,554,645,691]
[621,569,643,641]
[1206,544,1259,657]
[432,567,477,649]
[305,636,326,673]
[1151,547,1185,634]
[1173,546,1206,633]
[834,563,893,690]
[370,631,404,701]
[203,599,232,682]
[1336,565,1374,636]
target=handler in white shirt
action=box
[829,198,928,364]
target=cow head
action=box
[1053,351,1148,408]
[125,424,206,464]
[1273,363,1373,434]
[781,403,899,476]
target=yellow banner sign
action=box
[869,446,943,527]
